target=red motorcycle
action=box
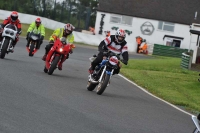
[44,37,75,75]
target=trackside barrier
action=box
[181,53,192,69]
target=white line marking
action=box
[118,74,193,116]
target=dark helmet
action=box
[10,11,18,22]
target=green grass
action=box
[120,56,200,113]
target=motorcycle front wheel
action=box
[96,73,110,95]
[48,56,60,75]
[0,38,9,59]
[29,42,35,56]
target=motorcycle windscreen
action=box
[5,24,17,31]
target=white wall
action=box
[95,11,193,53]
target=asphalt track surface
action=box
[0,38,196,133]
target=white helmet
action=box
[115,29,126,43]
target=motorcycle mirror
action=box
[70,44,76,48]
[52,35,57,40]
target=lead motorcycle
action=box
[26,32,41,56]
[44,37,75,75]
[0,24,18,59]
[87,51,123,95]
[192,114,200,133]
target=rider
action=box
[89,29,129,75]
[42,23,75,70]
[26,17,45,49]
[0,11,22,52]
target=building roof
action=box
[97,0,200,25]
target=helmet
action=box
[64,23,75,35]
[115,29,126,43]
[10,11,18,22]
[35,18,41,27]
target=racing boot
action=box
[58,55,67,70]
[42,54,47,61]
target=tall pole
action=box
[42,0,46,17]
[52,0,56,19]
[68,0,72,22]
[60,1,64,22]
[14,0,17,11]
[33,0,36,14]
[84,7,91,30]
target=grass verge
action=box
[120,56,200,113]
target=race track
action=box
[0,38,195,133]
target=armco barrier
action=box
[181,53,192,69]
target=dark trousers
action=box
[137,44,141,53]
[45,43,53,54]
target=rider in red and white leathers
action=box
[0,11,22,52]
[89,29,129,74]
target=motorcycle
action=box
[87,51,122,95]
[26,32,41,56]
[0,24,18,59]
[192,114,200,133]
[44,37,75,75]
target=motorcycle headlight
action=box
[5,30,10,34]
[10,31,14,36]
[59,48,63,52]
[109,56,119,66]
